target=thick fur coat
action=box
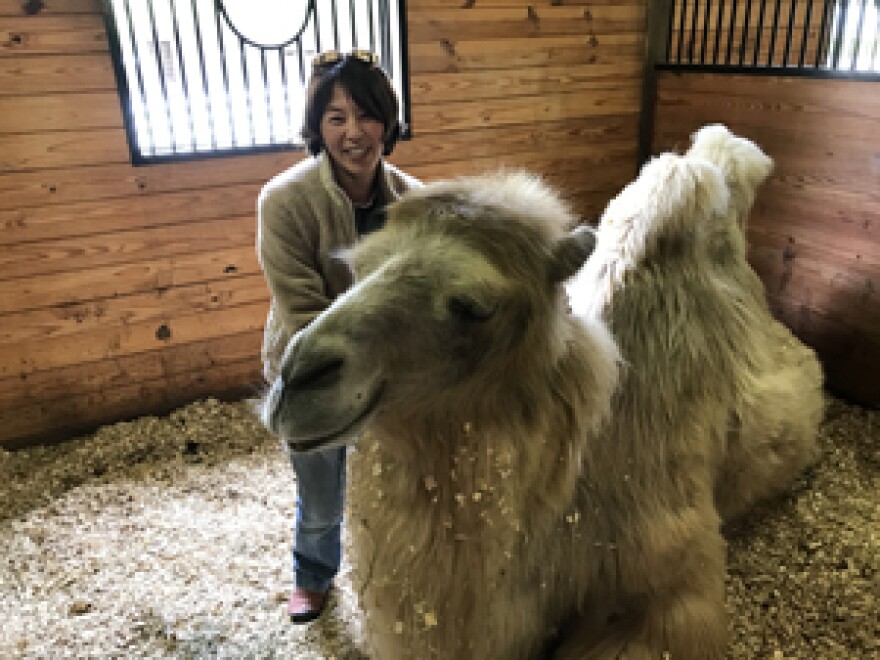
[686,124,824,520]
[566,154,736,658]
[266,147,822,658]
[266,172,622,659]
[566,139,822,656]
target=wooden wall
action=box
[0,0,646,448]
[653,72,880,407]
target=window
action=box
[102,0,410,165]
[826,0,880,71]
[660,0,880,74]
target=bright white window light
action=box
[826,0,880,71]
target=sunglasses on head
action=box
[311,49,380,70]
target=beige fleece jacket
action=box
[257,151,420,381]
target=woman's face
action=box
[320,83,385,193]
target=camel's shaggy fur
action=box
[685,125,824,521]
[565,155,735,658]
[264,171,626,659]
[264,153,822,658]
[566,145,822,657]
[686,123,774,305]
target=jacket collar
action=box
[317,150,400,206]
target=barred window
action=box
[662,0,880,73]
[102,0,410,165]
[826,0,880,70]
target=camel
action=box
[263,171,620,658]
[263,156,820,658]
[567,147,822,657]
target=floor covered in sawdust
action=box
[0,395,876,659]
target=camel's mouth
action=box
[286,383,384,453]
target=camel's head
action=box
[597,152,729,263]
[686,124,773,227]
[262,172,598,452]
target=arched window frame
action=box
[102,0,411,165]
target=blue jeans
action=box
[289,446,347,592]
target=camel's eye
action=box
[447,295,495,323]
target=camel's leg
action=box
[552,587,726,660]
[553,518,727,660]
[715,366,823,522]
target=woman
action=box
[257,51,420,623]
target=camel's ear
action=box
[549,224,597,283]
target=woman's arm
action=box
[257,185,331,334]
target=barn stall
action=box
[0,0,877,658]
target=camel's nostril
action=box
[286,357,345,390]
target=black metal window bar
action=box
[102,0,410,165]
[660,0,880,74]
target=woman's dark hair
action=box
[301,55,401,157]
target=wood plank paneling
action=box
[0,246,261,314]
[410,62,643,104]
[0,331,260,410]
[0,299,267,376]
[653,71,880,407]
[0,53,114,93]
[2,356,262,448]
[406,1,631,9]
[0,182,261,245]
[1,215,256,279]
[0,153,298,211]
[395,114,639,168]
[0,15,107,55]
[0,92,122,132]
[406,142,637,183]
[0,0,100,14]
[749,244,880,338]
[412,88,640,134]
[0,128,129,170]
[409,33,643,73]
[0,274,268,347]
[655,76,880,140]
[0,0,646,447]
[406,5,645,41]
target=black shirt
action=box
[353,172,388,237]
[354,193,387,237]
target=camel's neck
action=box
[350,320,617,544]
[348,418,570,660]
[359,413,557,521]
[344,322,619,660]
